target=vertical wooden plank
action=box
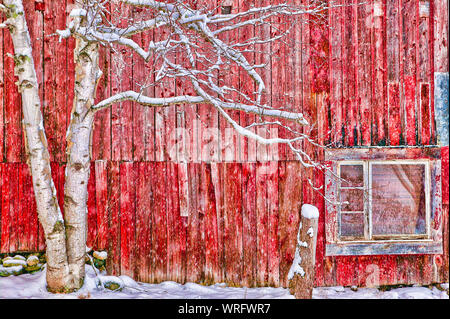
[379,255,397,285]
[267,161,279,286]
[254,0,271,162]
[25,164,35,251]
[357,256,374,287]
[388,82,402,144]
[386,0,401,145]
[372,0,388,146]
[197,1,219,164]
[238,0,257,162]
[110,2,133,161]
[329,0,344,146]
[154,9,175,162]
[55,0,67,162]
[42,0,57,162]
[120,162,136,278]
[66,0,76,150]
[417,0,432,145]
[9,164,18,253]
[256,161,269,285]
[343,0,357,146]
[402,0,418,146]
[433,0,448,73]
[336,256,358,287]
[1,164,10,253]
[357,0,373,145]
[224,0,241,163]
[323,256,337,287]
[441,204,449,283]
[142,14,156,162]
[278,161,302,287]
[210,162,225,283]
[135,162,152,283]
[0,25,4,161]
[131,7,145,162]
[4,24,23,162]
[395,256,410,285]
[26,164,38,251]
[17,164,26,251]
[292,0,304,150]
[167,162,186,283]
[270,0,286,160]
[87,164,97,249]
[431,0,447,142]
[417,254,433,285]
[92,44,111,160]
[186,163,204,283]
[201,163,220,284]
[440,147,449,282]
[242,162,257,287]
[175,0,200,164]
[152,161,168,282]
[223,162,243,285]
[95,161,108,251]
[323,161,337,287]
[107,161,120,276]
[0,165,3,252]
[199,103,219,163]
[387,0,400,83]
[420,83,431,144]
[313,164,326,287]
[18,163,30,251]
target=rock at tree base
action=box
[25,263,43,273]
[2,259,27,267]
[26,255,39,267]
[0,265,24,277]
[13,255,26,261]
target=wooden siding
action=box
[0,0,448,287]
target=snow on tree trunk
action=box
[1,0,71,292]
[288,204,319,299]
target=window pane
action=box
[340,213,365,238]
[371,164,427,236]
[340,165,364,187]
[341,188,364,211]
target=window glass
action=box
[340,213,365,238]
[371,164,427,236]
[340,164,364,187]
[341,188,364,211]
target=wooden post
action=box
[288,204,319,299]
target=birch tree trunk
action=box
[1,0,71,292]
[63,3,100,289]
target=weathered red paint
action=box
[0,0,447,289]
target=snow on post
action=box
[288,204,319,299]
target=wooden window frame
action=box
[325,147,443,256]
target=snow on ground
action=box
[0,265,448,299]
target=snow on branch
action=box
[91,90,308,124]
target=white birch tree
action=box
[0,0,331,292]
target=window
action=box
[325,148,443,256]
[338,161,430,241]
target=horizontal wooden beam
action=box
[326,241,443,256]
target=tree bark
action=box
[2,0,71,292]
[63,3,100,289]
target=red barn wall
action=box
[0,0,448,287]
